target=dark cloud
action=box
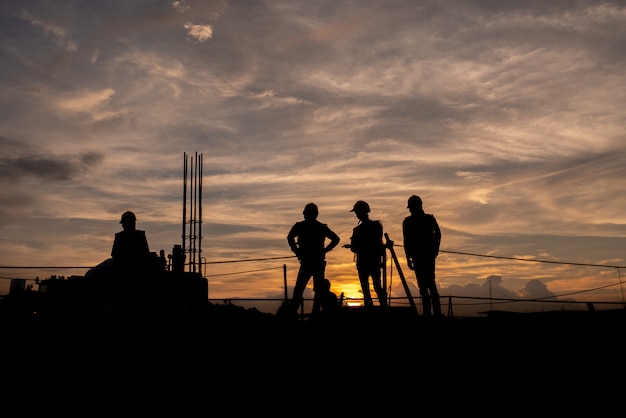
[519,278,557,299]
[0,149,103,182]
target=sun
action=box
[332,283,365,307]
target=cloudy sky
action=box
[2,0,626,315]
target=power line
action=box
[203,255,296,264]
[205,266,283,278]
[440,249,626,269]
[0,266,94,269]
[2,248,624,270]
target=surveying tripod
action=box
[384,232,419,315]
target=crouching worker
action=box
[310,278,341,320]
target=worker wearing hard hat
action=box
[402,195,442,317]
[111,211,150,271]
[345,200,388,308]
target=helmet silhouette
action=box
[350,200,370,213]
[120,211,137,224]
[303,203,319,217]
[407,195,422,209]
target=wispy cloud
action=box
[1,0,625,314]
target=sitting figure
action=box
[111,211,151,274]
[85,211,153,280]
[84,211,155,314]
[311,278,341,319]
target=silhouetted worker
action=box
[311,277,340,319]
[111,211,151,273]
[344,200,387,308]
[402,195,442,317]
[110,210,155,314]
[287,203,340,315]
[85,211,151,280]
[83,211,152,314]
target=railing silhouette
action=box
[207,293,625,319]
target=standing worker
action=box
[287,203,341,315]
[402,195,442,317]
[345,200,388,308]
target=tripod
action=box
[384,233,419,315]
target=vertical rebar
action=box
[182,152,203,274]
[182,153,187,257]
[198,152,203,273]
[190,154,196,272]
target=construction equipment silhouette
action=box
[384,232,418,315]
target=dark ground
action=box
[3,271,623,415]
[2,298,623,413]
[4,300,623,356]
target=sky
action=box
[1,0,626,316]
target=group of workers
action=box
[90,194,441,318]
[286,195,442,318]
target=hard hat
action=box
[303,203,319,217]
[407,195,422,208]
[120,211,137,224]
[350,200,370,213]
